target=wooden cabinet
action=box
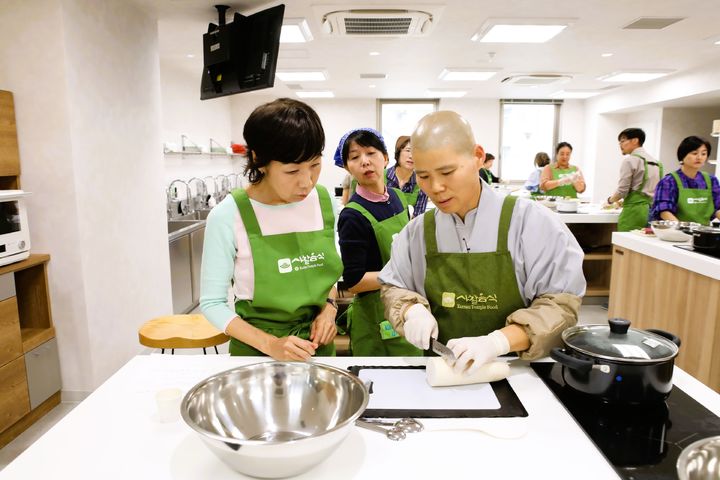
[0,255,60,449]
[609,246,720,391]
[566,222,616,297]
[0,90,21,188]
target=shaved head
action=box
[411,111,476,156]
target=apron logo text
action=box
[441,291,499,310]
[687,197,708,205]
[278,252,326,273]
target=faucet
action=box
[188,177,209,210]
[226,173,240,190]
[203,175,217,206]
[167,179,193,219]
[215,174,230,202]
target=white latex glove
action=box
[403,304,438,350]
[556,175,573,186]
[570,171,582,183]
[447,330,511,375]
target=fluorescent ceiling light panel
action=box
[280,19,313,43]
[439,69,497,81]
[551,90,601,99]
[276,71,326,82]
[296,91,334,98]
[472,19,574,43]
[426,89,467,98]
[599,71,672,82]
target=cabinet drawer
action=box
[0,296,22,368]
[0,356,30,432]
[25,338,62,409]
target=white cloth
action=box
[378,186,586,303]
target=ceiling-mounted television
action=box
[200,4,285,100]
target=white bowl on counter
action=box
[556,199,580,213]
[650,220,699,242]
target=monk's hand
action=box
[403,304,438,350]
[310,305,337,347]
[447,330,510,375]
[267,336,317,361]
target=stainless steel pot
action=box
[550,318,681,404]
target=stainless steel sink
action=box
[173,209,212,221]
[167,219,206,314]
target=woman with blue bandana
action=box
[335,128,422,356]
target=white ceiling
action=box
[132,0,720,104]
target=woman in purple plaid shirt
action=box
[649,136,720,225]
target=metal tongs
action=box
[356,418,425,441]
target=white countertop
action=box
[1,355,718,480]
[613,232,720,281]
[557,204,620,224]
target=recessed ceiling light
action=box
[296,91,334,98]
[601,53,613,57]
[425,89,467,98]
[715,40,720,45]
[276,70,327,82]
[186,54,195,58]
[368,84,376,88]
[439,69,498,81]
[280,19,313,43]
[598,71,673,82]
[551,90,601,99]
[369,51,380,56]
[472,18,574,43]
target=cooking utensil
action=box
[359,417,424,433]
[431,338,456,362]
[650,220,694,242]
[692,226,720,255]
[356,419,407,441]
[677,435,720,480]
[181,361,369,478]
[550,318,681,404]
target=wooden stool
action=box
[138,314,229,354]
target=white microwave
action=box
[0,190,31,267]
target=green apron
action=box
[350,170,388,196]
[423,196,526,345]
[385,169,420,212]
[544,165,578,198]
[617,154,663,232]
[343,189,422,356]
[670,171,716,225]
[229,185,343,356]
[480,169,493,185]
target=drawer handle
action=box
[614,249,624,255]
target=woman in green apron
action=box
[200,98,343,360]
[540,142,586,198]
[478,153,499,185]
[334,128,421,356]
[385,136,429,218]
[650,136,720,224]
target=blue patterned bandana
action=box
[333,128,386,167]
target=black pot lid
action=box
[562,318,679,363]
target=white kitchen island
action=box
[609,232,720,392]
[1,354,718,480]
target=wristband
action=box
[326,297,338,309]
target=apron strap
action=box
[232,188,262,237]
[423,209,438,254]
[315,185,336,230]
[496,195,517,253]
[392,187,409,211]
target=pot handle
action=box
[646,328,682,348]
[550,348,592,374]
[608,318,630,334]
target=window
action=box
[378,100,438,153]
[499,99,561,181]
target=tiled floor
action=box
[0,303,608,471]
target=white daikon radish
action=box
[426,359,510,387]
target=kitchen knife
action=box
[431,338,456,363]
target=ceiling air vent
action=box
[322,9,434,36]
[501,74,573,86]
[359,73,388,79]
[623,17,685,30]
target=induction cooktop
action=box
[673,243,720,259]
[531,362,720,480]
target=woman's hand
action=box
[266,335,318,361]
[310,304,338,346]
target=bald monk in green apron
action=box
[379,111,586,374]
[200,98,343,360]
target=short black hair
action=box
[677,136,712,163]
[556,141,573,154]
[243,98,324,184]
[618,128,645,146]
[484,153,495,164]
[341,130,387,166]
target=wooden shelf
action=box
[584,250,613,261]
[21,327,55,353]
[0,254,50,276]
[586,287,610,297]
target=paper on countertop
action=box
[358,368,501,411]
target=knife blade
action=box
[431,338,456,363]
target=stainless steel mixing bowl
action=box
[181,361,368,478]
[650,220,695,242]
[677,435,720,480]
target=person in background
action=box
[479,153,500,185]
[386,135,428,218]
[340,172,352,205]
[524,152,550,195]
[200,98,342,360]
[650,136,720,225]
[606,128,664,232]
[379,111,585,374]
[335,129,421,356]
[540,142,586,198]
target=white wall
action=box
[0,0,172,394]
[660,107,720,172]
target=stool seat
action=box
[139,314,229,350]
